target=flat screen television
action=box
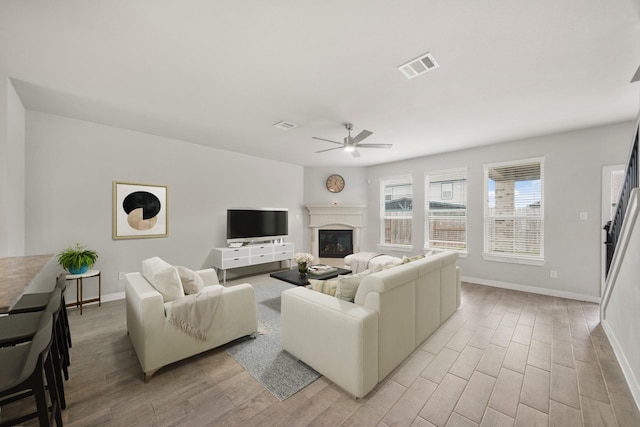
[226,208,288,243]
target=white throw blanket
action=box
[168,287,223,341]
[350,252,382,273]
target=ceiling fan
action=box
[313,123,392,158]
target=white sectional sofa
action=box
[281,251,460,398]
[125,258,258,381]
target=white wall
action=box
[0,77,8,257]
[361,121,635,301]
[0,77,26,257]
[25,111,305,302]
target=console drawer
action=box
[274,250,294,262]
[251,253,274,265]
[221,247,250,259]
[251,245,273,256]
[222,256,250,269]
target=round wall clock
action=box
[326,174,345,193]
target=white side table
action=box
[65,269,101,315]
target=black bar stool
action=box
[0,289,68,409]
[9,274,72,349]
[0,312,64,426]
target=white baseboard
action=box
[67,291,125,307]
[461,276,601,303]
[102,291,125,303]
[602,319,640,411]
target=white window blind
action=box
[381,176,413,245]
[425,169,467,252]
[484,158,544,262]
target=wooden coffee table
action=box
[270,267,352,286]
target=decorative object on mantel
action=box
[293,253,314,276]
[57,243,98,274]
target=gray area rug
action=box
[224,280,320,400]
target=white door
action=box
[601,164,625,296]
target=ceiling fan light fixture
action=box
[313,123,389,156]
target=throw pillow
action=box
[152,266,185,302]
[176,266,205,295]
[335,275,360,302]
[142,256,173,284]
[383,261,402,270]
[334,264,382,302]
[401,254,425,264]
[309,278,338,296]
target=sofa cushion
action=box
[176,266,205,295]
[335,264,382,302]
[152,267,185,302]
[401,254,425,264]
[335,276,360,302]
[383,261,402,270]
[344,253,402,270]
[309,278,338,296]
[354,263,419,307]
[142,257,185,302]
[142,257,172,282]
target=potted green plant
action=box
[57,243,99,275]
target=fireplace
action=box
[306,205,366,261]
[319,229,353,258]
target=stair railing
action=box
[604,127,639,277]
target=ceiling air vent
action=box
[398,52,439,79]
[273,121,297,130]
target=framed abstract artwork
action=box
[112,181,168,239]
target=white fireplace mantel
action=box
[305,205,366,260]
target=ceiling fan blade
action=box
[351,129,373,144]
[351,148,361,158]
[312,136,344,146]
[356,143,392,149]
[315,146,344,153]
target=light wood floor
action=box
[3,274,640,426]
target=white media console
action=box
[212,242,294,284]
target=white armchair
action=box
[125,258,257,381]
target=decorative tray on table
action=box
[307,265,338,275]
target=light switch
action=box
[579,212,588,221]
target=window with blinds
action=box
[425,169,467,252]
[483,158,544,262]
[381,176,413,246]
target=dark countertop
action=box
[0,254,57,313]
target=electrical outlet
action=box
[119,272,125,280]
[550,270,558,279]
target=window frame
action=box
[379,175,414,250]
[424,168,468,254]
[482,157,545,266]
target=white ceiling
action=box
[1,1,639,167]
